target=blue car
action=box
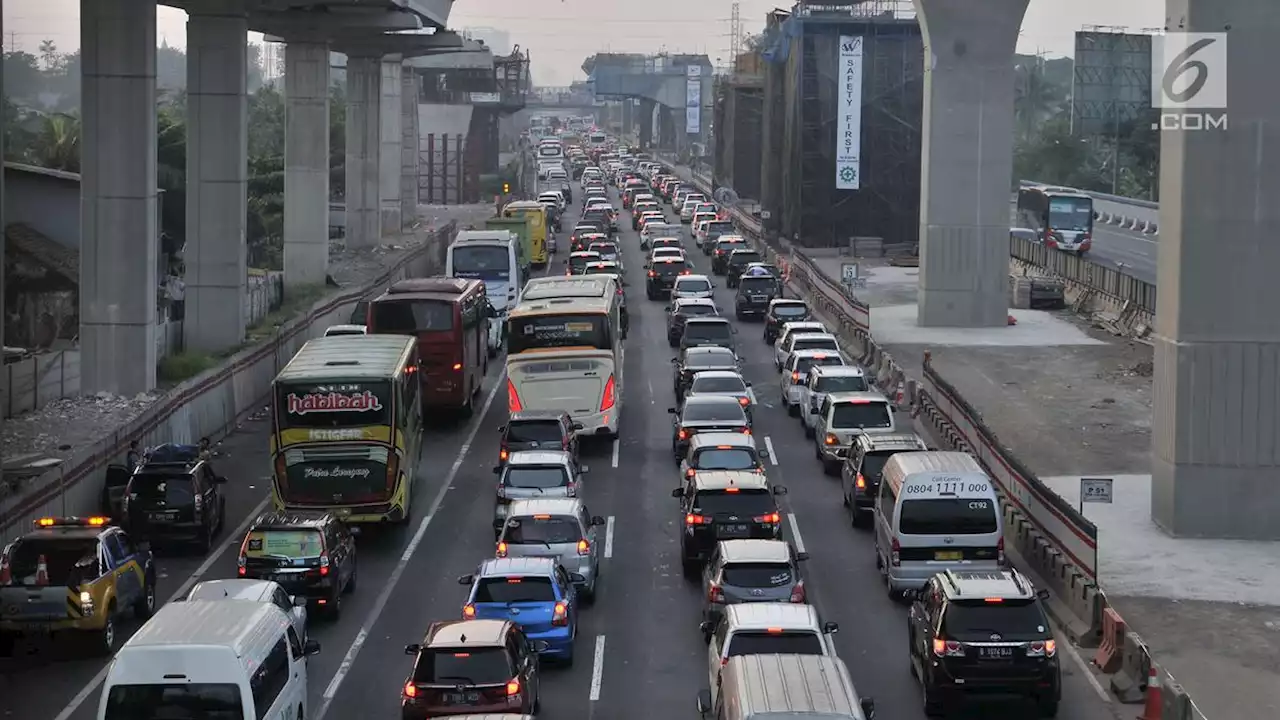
[457,557,580,665]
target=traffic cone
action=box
[34,555,49,586]
[1138,664,1162,720]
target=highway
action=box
[1089,223,1158,285]
[6,179,1123,720]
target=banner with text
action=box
[686,65,702,134]
[836,36,864,189]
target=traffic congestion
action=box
[0,127,1117,720]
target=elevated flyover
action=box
[585,53,713,151]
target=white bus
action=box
[506,279,624,439]
[448,230,526,355]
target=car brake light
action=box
[984,597,1004,603]
[507,380,522,412]
[738,397,750,406]
[463,603,476,618]
[403,682,418,698]
[856,473,866,489]
[1028,639,1057,657]
[686,468,695,479]
[319,553,330,576]
[577,539,590,556]
[678,428,688,440]
[552,601,569,626]
[997,536,1006,565]
[600,375,616,411]
[500,447,509,461]
[506,679,521,696]
[825,434,838,446]
[648,270,656,277]
[933,637,965,657]
[496,542,508,557]
[742,428,751,435]
[891,537,901,566]
[755,512,780,524]
[791,371,800,382]
[708,583,724,602]
[0,552,10,585]
[790,582,806,602]
[685,513,710,525]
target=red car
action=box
[402,619,546,718]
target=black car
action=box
[666,298,720,346]
[702,220,736,251]
[672,346,741,400]
[669,396,752,460]
[582,209,614,236]
[763,300,812,344]
[499,410,583,465]
[122,450,227,553]
[908,570,1061,717]
[646,256,691,299]
[711,238,748,274]
[842,433,928,526]
[679,317,737,353]
[734,274,781,320]
[724,250,764,287]
[237,510,358,618]
[672,470,787,575]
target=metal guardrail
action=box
[1019,179,1159,235]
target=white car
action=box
[186,578,308,643]
[797,365,872,436]
[680,197,707,222]
[776,333,841,373]
[779,349,848,414]
[671,273,715,301]
[772,322,830,370]
[649,247,686,264]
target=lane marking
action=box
[316,371,507,717]
[787,513,807,555]
[1061,630,1111,702]
[52,492,276,720]
[763,436,778,466]
[611,438,620,468]
[589,634,607,701]
[603,516,615,559]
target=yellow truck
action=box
[502,200,549,267]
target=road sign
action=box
[1079,477,1114,508]
[841,263,859,283]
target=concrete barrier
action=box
[1111,630,1152,703]
[0,224,457,538]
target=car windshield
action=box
[730,252,762,265]
[506,421,563,443]
[692,489,775,515]
[726,632,823,657]
[451,245,511,280]
[692,376,746,394]
[773,304,809,318]
[830,402,892,429]
[722,562,793,588]
[739,277,776,293]
[678,305,718,318]
[504,516,582,544]
[104,683,244,720]
[682,401,747,423]
[473,576,557,603]
[793,338,838,352]
[245,529,324,560]
[693,448,757,470]
[7,537,99,586]
[676,279,711,293]
[945,601,1048,642]
[684,322,732,343]
[504,466,570,489]
[898,498,999,535]
[414,648,512,685]
[794,357,844,374]
[652,260,686,276]
[129,473,194,505]
[686,351,735,368]
[817,376,868,393]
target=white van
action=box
[874,451,1004,597]
[98,599,320,720]
[448,230,524,355]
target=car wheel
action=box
[921,675,943,717]
[344,554,357,594]
[134,573,156,619]
[197,520,213,554]
[328,586,343,620]
[1038,698,1060,718]
[93,603,117,656]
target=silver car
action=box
[186,578,308,642]
[685,370,756,423]
[671,273,715,301]
[497,497,605,602]
[701,540,808,623]
[493,450,588,537]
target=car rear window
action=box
[504,516,582,544]
[7,538,99,586]
[245,529,324,559]
[726,631,823,657]
[730,252,762,264]
[684,322,732,343]
[692,448,757,471]
[692,489,776,515]
[830,401,892,430]
[678,305,718,318]
[794,357,844,374]
[682,401,746,423]
[691,376,746,394]
[105,683,244,720]
[773,304,808,317]
[506,421,563,443]
[793,338,838,352]
[503,466,570,489]
[129,474,194,505]
[473,576,557,603]
[898,498,998,535]
[415,647,512,684]
[816,376,868,393]
[722,562,793,588]
[739,277,776,292]
[653,260,686,276]
[944,601,1047,642]
[675,279,711,293]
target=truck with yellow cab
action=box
[502,200,549,267]
[0,516,155,656]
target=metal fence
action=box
[1010,235,1156,314]
[4,350,79,418]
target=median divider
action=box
[0,223,458,538]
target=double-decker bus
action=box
[1016,186,1094,255]
[368,277,491,416]
[503,201,549,267]
[506,277,624,439]
[269,335,422,524]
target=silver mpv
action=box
[492,450,588,537]
[701,539,808,624]
[497,497,605,603]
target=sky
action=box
[4,0,1165,86]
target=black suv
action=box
[499,410,583,465]
[711,238,748,274]
[842,433,929,527]
[724,249,764,288]
[679,317,736,354]
[908,570,1060,717]
[646,256,690,299]
[672,470,787,576]
[763,300,811,344]
[122,448,227,553]
[666,298,720,346]
[237,511,358,618]
[734,274,781,320]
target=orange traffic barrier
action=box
[34,554,49,586]
[1094,607,1125,673]
[1138,665,1162,720]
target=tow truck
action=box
[0,516,156,656]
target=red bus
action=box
[368,277,491,416]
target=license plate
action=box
[445,692,480,704]
[934,551,963,561]
[717,524,750,538]
[149,512,177,522]
[980,646,1015,659]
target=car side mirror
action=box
[591,515,606,526]
[215,476,228,484]
[457,574,474,585]
[745,381,752,387]
[569,572,587,583]
[823,621,839,634]
[809,406,819,414]
[796,552,810,562]
[533,640,551,652]
[404,643,422,656]
[772,485,788,495]
[667,407,678,414]
[571,422,584,431]
[492,466,502,475]
[1037,589,1051,600]
[304,639,322,656]
[860,697,876,719]
[671,488,684,498]
[670,358,678,364]
[759,448,769,458]
[292,595,307,607]
[698,620,714,635]
[580,465,590,474]
[664,306,672,312]
[697,689,713,715]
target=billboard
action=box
[1071,31,1154,136]
[686,65,702,134]
[835,35,863,189]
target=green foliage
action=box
[157,351,216,383]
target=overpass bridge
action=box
[583,52,714,152]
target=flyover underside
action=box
[592,72,687,109]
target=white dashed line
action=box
[611,438,620,468]
[589,634,607,701]
[315,371,507,718]
[787,513,807,555]
[604,516,615,559]
[763,436,779,466]
[1061,630,1111,701]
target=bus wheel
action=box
[460,390,475,418]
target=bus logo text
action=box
[287,391,382,415]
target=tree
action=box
[30,113,80,172]
[38,39,59,71]
[3,52,43,99]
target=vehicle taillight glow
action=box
[577,539,590,555]
[463,603,476,618]
[678,428,688,440]
[755,512,780,524]
[789,582,806,602]
[686,513,710,525]
[507,379,522,412]
[686,468,696,478]
[453,363,463,371]
[552,602,569,626]
[403,682,418,698]
[1028,639,1057,657]
[933,637,965,657]
[648,270,656,277]
[738,397,750,406]
[496,542,508,557]
[708,583,724,602]
[791,371,800,382]
[855,473,866,489]
[600,375,616,411]
[319,553,330,576]
[506,679,521,696]
[890,537,901,566]
[500,447,509,461]
[997,536,1006,565]
[825,434,838,446]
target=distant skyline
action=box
[4,0,1165,85]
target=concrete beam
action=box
[282,41,331,289]
[378,57,403,234]
[253,0,451,26]
[344,56,381,247]
[913,0,1027,327]
[399,59,420,229]
[330,31,463,57]
[250,9,421,37]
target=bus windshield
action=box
[276,381,392,429]
[1047,196,1092,231]
[451,245,511,280]
[509,313,611,353]
[371,299,454,333]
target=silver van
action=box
[697,654,875,720]
[497,497,605,602]
[873,452,1004,598]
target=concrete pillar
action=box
[1,0,6,440]
[80,0,158,395]
[400,65,420,226]
[378,56,403,235]
[1151,0,1280,539]
[344,56,381,247]
[283,41,331,289]
[621,99,633,137]
[913,0,1028,327]
[185,7,248,352]
[639,99,655,149]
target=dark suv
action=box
[646,256,690,299]
[734,274,781,320]
[122,450,227,553]
[908,569,1060,717]
[711,238,748,274]
[763,300,812,344]
[499,410,582,465]
[237,510,358,618]
[672,470,787,576]
[724,249,764,287]
[842,433,929,527]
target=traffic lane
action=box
[1089,225,1157,284]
